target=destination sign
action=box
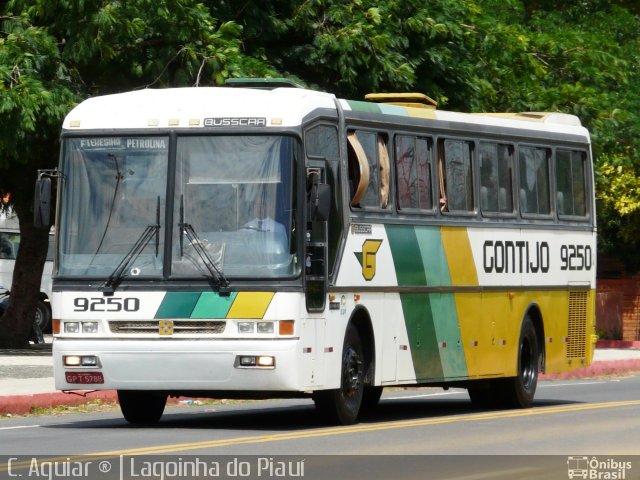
[77,138,168,150]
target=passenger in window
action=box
[242,187,286,237]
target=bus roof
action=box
[63,86,590,139]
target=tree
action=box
[519,3,640,270]
[0,0,277,348]
[0,15,78,347]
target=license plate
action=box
[65,372,105,384]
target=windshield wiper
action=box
[179,195,230,293]
[102,198,161,295]
[102,225,160,295]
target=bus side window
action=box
[377,134,390,209]
[556,149,587,218]
[439,139,474,213]
[519,146,551,216]
[395,135,433,211]
[347,132,370,206]
[479,142,514,214]
[347,130,390,210]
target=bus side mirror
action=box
[34,177,52,228]
[309,182,330,222]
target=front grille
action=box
[109,320,226,335]
[567,291,588,359]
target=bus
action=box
[39,79,596,425]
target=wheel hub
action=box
[343,346,363,395]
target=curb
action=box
[540,359,640,380]
[0,390,117,416]
[0,391,204,416]
[596,339,640,349]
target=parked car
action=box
[0,212,53,331]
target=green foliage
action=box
[0,14,78,168]
[6,0,278,92]
[261,0,477,101]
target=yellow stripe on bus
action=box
[440,226,478,286]
[406,107,437,120]
[226,292,275,319]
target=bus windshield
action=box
[58,137,169,277]
[57,135,297,280]
[172,135,296,278]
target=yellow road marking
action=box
[100,400,640,455]
[3,399,639,469]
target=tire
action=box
[117,390,167,425]
[313,324,364,425]
[360,386,383,413]
[34,299,51,332]
[500,316,540,408]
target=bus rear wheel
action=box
[117,390,167,425]
[313,324,364,425]
[468,316,540,409]
[500,316,540,408]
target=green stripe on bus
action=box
[155,292,201,318]
[191,292,238,319]
[386,225,442,379]
[385,225,427,285]
[415,227,451,286]
[345,100,382,114]
[378,104,408,116]
[399,293,444,380]
[387,225,468,380]
[430,293,468,378]
[414,227,467,377]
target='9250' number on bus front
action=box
[74,297,140,312]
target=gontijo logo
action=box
[354,239,383,281]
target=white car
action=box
[0,212,53,331]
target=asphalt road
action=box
[1,376,638,479]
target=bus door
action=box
[304,166,330,312]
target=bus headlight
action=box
[238,322,254,334]
[82,322,99,333]
[257,322,274,334]
[236,355,275,368]
[64,321,99,333]
[64,322,80,333]
[63,355,100,367]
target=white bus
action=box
[0,211,53,331]
[41,80,596,424]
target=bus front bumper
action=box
[53,338,306,393]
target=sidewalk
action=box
[1,339,640,416]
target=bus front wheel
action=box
[313,324,364,425]
[117,390,167,425]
